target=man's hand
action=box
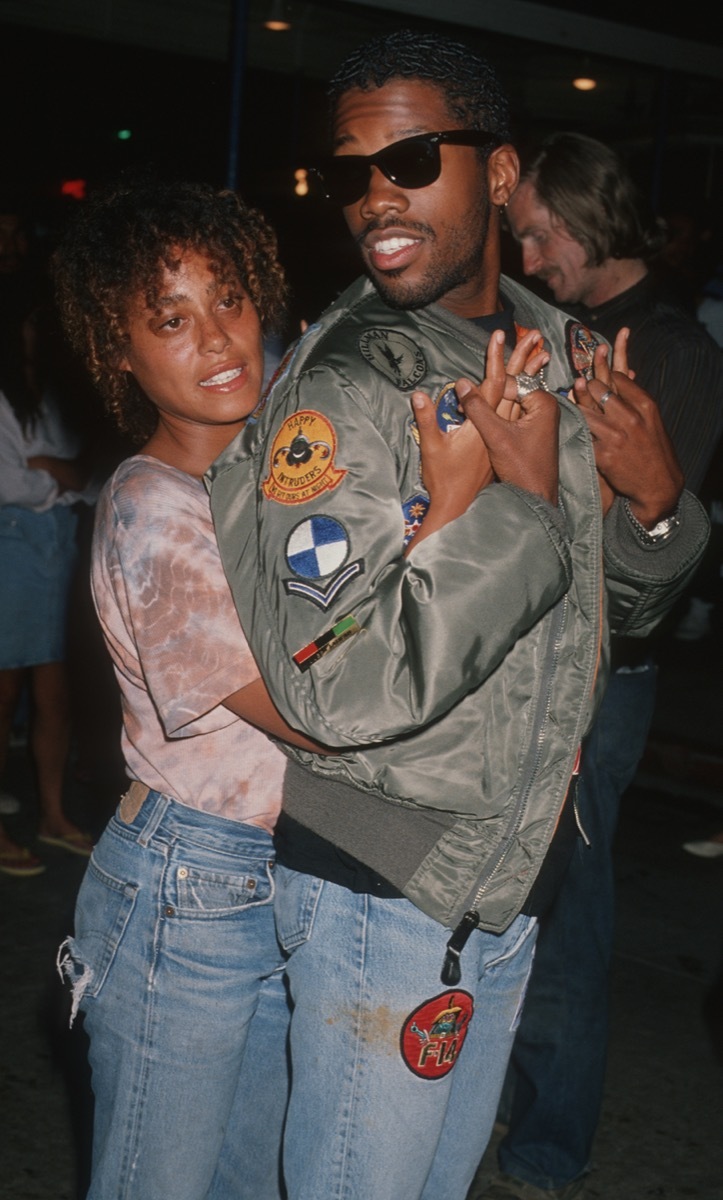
[406,330,552,551]
[453,331,559,508]
[573,331,684,526]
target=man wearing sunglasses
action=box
[209,29,707,1200]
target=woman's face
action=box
[119,246,264,437]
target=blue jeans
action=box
[498,663,658,1189]
[58,789,291,1200]
[274,866,538,1200]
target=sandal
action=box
[0,841,46,877]
[37,831,94,858]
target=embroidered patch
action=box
[358,329,427,390]
[566,321,598,381]
[402,493,430,546]
[284,562,365,610]
[263,410,346,505]
[435,382,465,431]
[284,516,364,609]
[292,614,361,672]
[400,990,474,1080]
[286,516,350,578]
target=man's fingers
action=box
[456,378,497,429]
[612,327,631,376]
[411,390,442,444]
[483,330,508,387]
[506,328,542,375]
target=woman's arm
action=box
[223,678,337,754]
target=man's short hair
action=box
[327,28,511,143]
[520,131,665,266]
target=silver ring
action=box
[516,372,544,400]
[598,389,614,409]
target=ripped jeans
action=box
[57,788,290,1200]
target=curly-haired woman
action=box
[53,178,322,1200]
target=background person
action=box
[0,209,98,874]
[481,130,723,1200]
[209,31,709,1200]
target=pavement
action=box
[1,623,722,1200]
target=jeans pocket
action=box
[273,865,324,950]
[57,858,139,1022]
[172,855,275,914]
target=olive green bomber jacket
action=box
[208,275,708,932]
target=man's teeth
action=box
[375,237,417,255]
[199,367,243,386]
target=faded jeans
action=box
[274,866,538,1200]
[58,788,290,1200]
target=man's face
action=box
[332,80,502,318]
[506,179,603,306]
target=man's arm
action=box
[210,363,570,747]
[572,347,710,635]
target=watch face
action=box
[624,499,680,543]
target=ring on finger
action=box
[516,371,547,400]
[598,389,614,409]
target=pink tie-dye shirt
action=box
[91,456,286,831]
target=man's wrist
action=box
[623,497,681,544]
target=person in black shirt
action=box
[478,131,723,1200]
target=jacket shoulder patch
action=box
[358,329,427,390]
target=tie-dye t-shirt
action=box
[91,456,286,830]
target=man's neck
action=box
[580,258,648,309]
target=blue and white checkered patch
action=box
[286,516,350,580]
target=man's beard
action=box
[362,199,491,311]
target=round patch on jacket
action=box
[400,990,474,1079]
[262,410,346,505]
[358,329,427,390]
[286,516,349,579]
[435,382,465,430]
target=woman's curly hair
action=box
[52,178,288,443]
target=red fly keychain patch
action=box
[400,990,474,1079]
[262,410,346,505]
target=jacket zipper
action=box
[441,592,574,985]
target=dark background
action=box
[1,0,723,326]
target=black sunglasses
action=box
[311,130,501,207]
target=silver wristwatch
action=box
[623,498,681,544]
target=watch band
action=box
[623,498,681,545]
